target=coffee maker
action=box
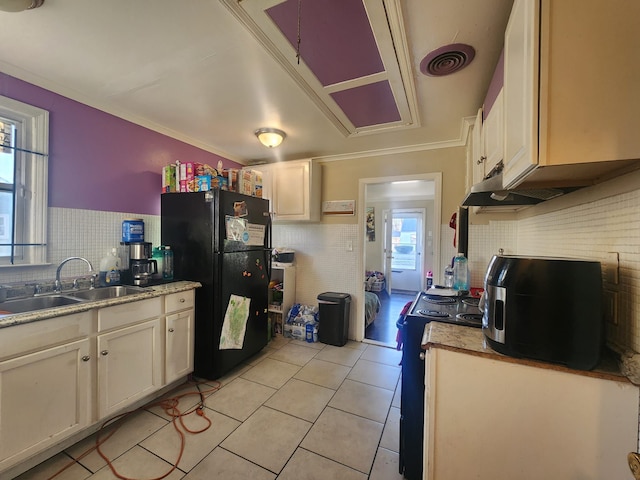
[127,242,157,285]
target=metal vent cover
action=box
[420,43,475,77]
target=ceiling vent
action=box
[420,43,475,77]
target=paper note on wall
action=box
[219,294,250,350]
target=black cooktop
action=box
[407,291,482,328]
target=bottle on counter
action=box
[98,248,121,287]
[162,245,174,280]
[152,247,164,280]
[444,262,454,288]
[453,253,469,291]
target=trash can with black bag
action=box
[317,292,351,346]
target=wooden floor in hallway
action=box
[364,290,416,346]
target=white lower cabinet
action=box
[423,348,639,480]
[0,287,197,477]
[0,337,91,471]
[165,290,195,384]
[97,318,162,419]
[96,297,163,419]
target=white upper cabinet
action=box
[470,107,486,188]
[468,93,502,192]
[469,49,504,192]
[482,89,503,176]
[261,159,321,222]
[503,0,640,189]
[502,0,538,188]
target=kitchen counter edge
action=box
[421,322,631,384]
[0,281,202,329]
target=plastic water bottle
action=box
[453,253,469,291]
[163,246,174,280]
[444,264,454,288]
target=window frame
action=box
[0,95,49,267]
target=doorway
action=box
[358,174,442,346]
[383,208,425,294]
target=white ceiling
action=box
[0,0,514,165]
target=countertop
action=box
[421,322,630,384]
[0,281,201,329]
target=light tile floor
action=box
[17,336,405,480]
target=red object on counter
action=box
[470,287,484,298]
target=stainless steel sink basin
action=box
[0,295,84,314]
[68,285,147,301]
[0,286,149,316]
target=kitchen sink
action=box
[0,286,148,315]
[68,285,147,301]
[0,295,84,314]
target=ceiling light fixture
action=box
[255,128,286,148]
[0,0,44,12]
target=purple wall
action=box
[0,73,242,215]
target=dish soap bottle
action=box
[98,248,121,287]
[453,253,469,291]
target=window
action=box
[391,213,419,271]
[0,95,49,266]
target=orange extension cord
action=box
[45,379,221,480]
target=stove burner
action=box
[423,295,457,305]
[462,297,480,307]
[417,309,450,318]
[456,313,483,326]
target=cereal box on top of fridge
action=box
[162,164,177,193]
[179,162,195,192]
[195,175,211,192]
[210,175,228,190]
[225,168,239,192]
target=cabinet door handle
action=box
[419,352,426,361]
[168,328,175,333]
[81,355,91,362]
[477,156,486,165]
[179,298,185,303]
[101,350,109,356]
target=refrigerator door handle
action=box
[264,211,273,281]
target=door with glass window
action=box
[383,209,425,292]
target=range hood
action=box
[462,172,574,207]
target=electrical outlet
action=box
[603,252,619,285]
[603,289,618,325]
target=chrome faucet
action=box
[55,257,93,293]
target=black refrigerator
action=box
[161,190,271,379]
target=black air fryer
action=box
[482,255,603,370]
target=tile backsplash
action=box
[272,224,358,306]
[469,184,640,354]
[4,177,638,356]
[3,207,160,285]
